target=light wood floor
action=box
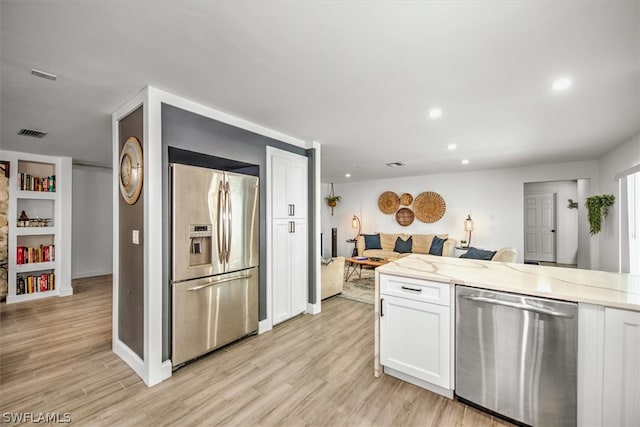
[0,276,514,426]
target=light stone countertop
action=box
[376,254,640,312]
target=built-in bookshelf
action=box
[0,150,72,303]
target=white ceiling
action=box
[1,1,638,183]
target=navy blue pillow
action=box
[394,236,413,253]
[429,236,447,256]
[460,247,496,260]
[363,234,382,250]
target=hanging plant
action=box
[325,183,341,215]
[585,194,615,235]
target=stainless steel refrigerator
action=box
[170,163,259,366]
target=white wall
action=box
[72,165,113,278]
[597,133,640,272]
[322,160,598,264]
[524,180,579,265]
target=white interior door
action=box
[524,193,557,262]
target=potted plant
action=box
[585,194,615,235]
[325,195,341,208]
[460,239,468,248]
[325,183,340,215]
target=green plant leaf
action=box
[586,194,615,235]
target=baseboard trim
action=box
[258,319,272,334]
[306,302,321,315]
[113,338,145,383]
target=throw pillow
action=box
[460,247,497,260]
[394,236,413,253]
[429,236,447,256]
[364,234,382,250]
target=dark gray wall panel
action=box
[118,106,144,360]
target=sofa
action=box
[459,246,518,263]
[321,256,345,300]
[356,233,456,259]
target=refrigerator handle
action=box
[217,180,225,261]
[225,181,232,263]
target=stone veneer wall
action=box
[0,169,8,298]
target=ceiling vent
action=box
[18,128,47,139]
[386,161,406,167]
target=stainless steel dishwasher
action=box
[455,285,578,426]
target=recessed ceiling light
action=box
[447,144,457,150]
[31,68,57,81]
[345,173,351,178]
[461,159,469,165]
[428,108,443,119]
[551,78,572,91]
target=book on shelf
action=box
[16,272,54,295]
[17,173,56,192]
[16,244,55,264]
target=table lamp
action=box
[464,214,474,247]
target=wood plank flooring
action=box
[0,276,513,426]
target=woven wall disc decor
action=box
[395,207,415,226]
[399,193,413,206]
[413,191,446,223]
[378,191,400,214]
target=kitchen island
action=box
[374,254,640,426]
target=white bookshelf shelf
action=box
[15,226,57,236]
[14,262,56,273]
[7,289,59,304]
[16,190,57,200]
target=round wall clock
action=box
[119,136,143,205]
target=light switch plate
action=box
[132,229,139,245]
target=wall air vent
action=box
[385,161,407,167]
[17,128,48,139]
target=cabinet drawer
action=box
[380,274,450,306]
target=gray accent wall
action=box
[160,104,312,360]
[118,106,144,360]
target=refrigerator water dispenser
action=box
[189,224,212,266]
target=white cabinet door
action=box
[380,294,450,389]
[602,308,640,426]
[272,218,307,326]
[270,149,307,219]
[272,219,292,325]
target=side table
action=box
[346,238,358,257]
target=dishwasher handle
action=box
[461,294,575,318]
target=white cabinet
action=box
[267,147,308,326]
[270,148,307,219]
[0,150,72,303]
[602,308,640,426]
[578,304,640,427]
[379,274,453,397]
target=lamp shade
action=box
[464,215,474,231]
[352,215,361,240]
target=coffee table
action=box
[345,257,390,282]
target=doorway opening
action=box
[524,181,578,267]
